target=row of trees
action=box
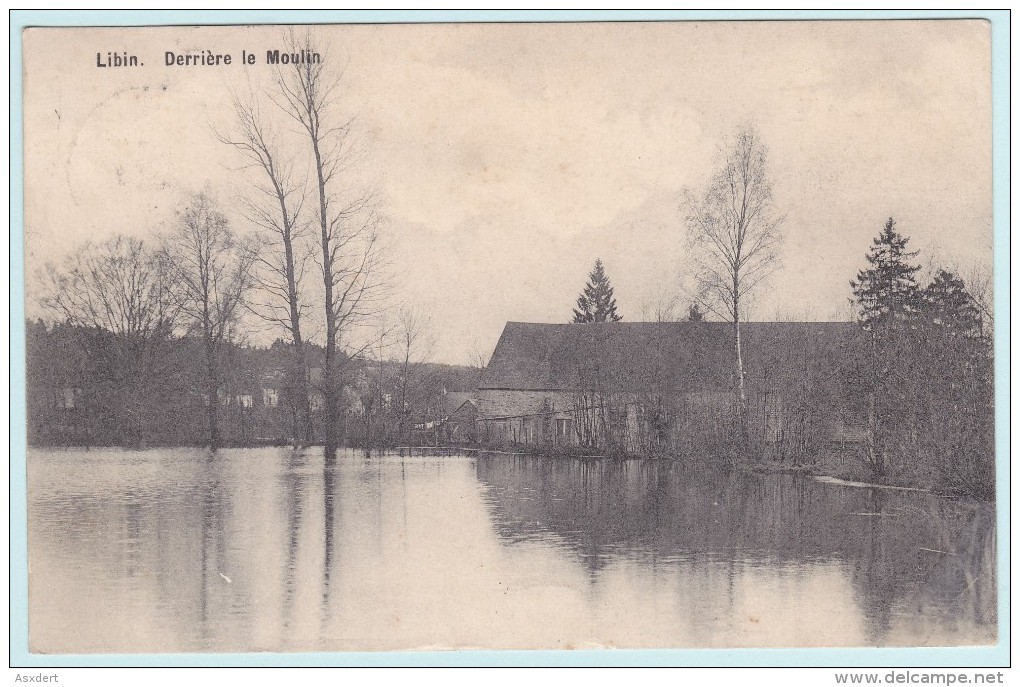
[849,219,993,497]
[42,213,260,449]
[678,126,993,497]
[218,32,387,451]
[565,126,992,497]
[36,208,442,447]
[37,32,426,450]
[26,319,476,448]
[34,36,995,493]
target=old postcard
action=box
[20,19,998,656]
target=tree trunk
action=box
[205,338,220,450]
[400,368,410,446]
[733,307,748,443]
[312,138,338,450]
[133,386,147,449]
[733,294,746,402]
[282,208,312,446]
[290,341,312,446]
[866,391,882,478]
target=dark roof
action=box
[449,398,478,418]
[441,391,475,416]
[479,321,863,393]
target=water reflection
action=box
[27,448,995,653]
[475,456,996,647]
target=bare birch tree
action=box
[274,30,388,450]
[162,192,256,449]
[218,92,314,446]
[40,236,179,445]
[684,125,783,427]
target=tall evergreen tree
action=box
[849,218,922,479]
[915,269,993,498]
[920,268,983,339]
[845,220,994,498]
[572,259,622,323]
[850,218,921,333]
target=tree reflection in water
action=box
[475,455,996,646]
[27,448,996,652]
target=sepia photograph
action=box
[15,15,1002,662]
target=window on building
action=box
[59,387,82,410]
[556,418,572,437]
[262,388,279,408]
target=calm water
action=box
[27,448,996,653]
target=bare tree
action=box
[395,306,435,444]
[218,91,314,446]
[363,319,393,449]
[40,235,178,445]
[684,125,783,424]
[274,30,388,450]
[469,338,490,385]
[957,260,994,339]
[640,294,680,322]
[162,192,256,449]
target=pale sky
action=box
[22,21,992,364]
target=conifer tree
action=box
[850,218,921,333]
[849,218,922,478]
[918,269,993,497]
[572,259,622,323]
[847,220,994,497]
[921,269,983,339]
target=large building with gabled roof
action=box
[470,320,867,456]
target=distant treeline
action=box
[26,319,478,449]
